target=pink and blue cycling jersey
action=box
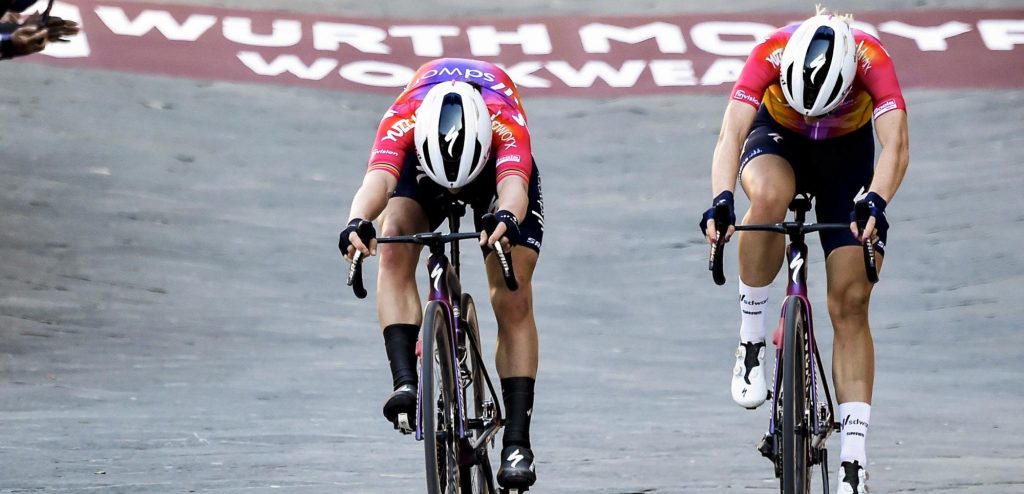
[368,58,533,185]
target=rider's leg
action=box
[486,246,539,487]
[731,154,796,408]
[826,247,885,469]
[738,154,796,287]
[376,198,429,425]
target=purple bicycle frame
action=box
[415,253,470,442]
[767,239,826,438]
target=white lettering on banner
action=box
[95,6,217,41]
[879,21,972,51]
[978,20,1024,50]
[340,61,414,87]
[700,58,746,86]
[223,17,302,47]
[850,21,880,39]
[389,25,459,57]
[466,24,552,56]
[237,51,338,80]
[313,22,390,53]
[649,60,698,86]
[498,62,552,88]
[545,60,646,88]
[579,22,686,54]
[39,1,90,58]
[691,22,775,56]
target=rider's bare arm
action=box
[868,109,910,204]
[483,176,529,247]
[345,169,397,255]
[707,101,758,243]
[851,109,909,240]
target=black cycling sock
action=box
[501,376,535,450]
[383,324,419,390]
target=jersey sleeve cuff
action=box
[367,162,401,178]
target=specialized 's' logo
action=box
[430,264,443,291]
[809,52,827,83]
[507,448,525,468]
[790,253,804,284]
[444,124,460,156]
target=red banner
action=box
[20,1,1024,96]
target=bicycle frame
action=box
[764,212,837,458]
[710,194,877,493]
[416,246,501,452]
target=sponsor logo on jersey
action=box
[381,115,416,142]
[733,88,761,107]
[496,154,522,166]
[872,98,898,119]
[857,41,873,73]
[766,48,783,68]
[415,67,498,86]
[491,118,518,151]
[371,148,400,158]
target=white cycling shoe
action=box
[731,341,768,409]
[837,460,869,493]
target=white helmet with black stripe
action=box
[414,81,492,189]
[779,15,857,117]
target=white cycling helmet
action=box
[414,81,492,189]
[779,15,857,117]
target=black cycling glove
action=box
[850,192,889,238]
[494,210,521,246]
[339,218,374,256]
[699,191,736,236]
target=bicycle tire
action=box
[422,301,461,494]
[459,294,497,494]
[781,297,811,494]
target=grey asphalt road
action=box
[1,1,1023,493]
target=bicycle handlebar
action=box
[481,213,519,291]
[347,218,520,298]
[854,202,880,284]
[708,214,880,285]
[710,203,730,286]
[347,221,376,299]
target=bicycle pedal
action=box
[394,413,413,435]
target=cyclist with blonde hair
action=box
[700,9,909,492]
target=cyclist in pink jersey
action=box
[339,58,542,489]
[699,10,909,493]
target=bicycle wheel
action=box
[422,301,461,494]
[781,297,811,494]
[458,294,496,494]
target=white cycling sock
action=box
[739,281,771,343]
[838,401,871,466]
